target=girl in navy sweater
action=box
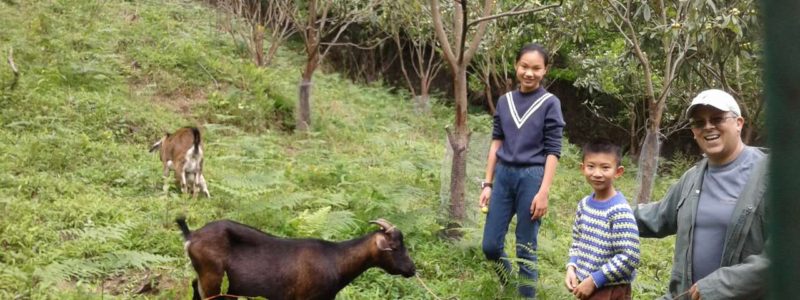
[478,43,565,298]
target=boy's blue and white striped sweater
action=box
[568,192,640,287]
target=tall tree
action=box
[429,0,562,229]
[216,0,268,66]
[572,0,764,203]
[263,0,297,67]
[577,0,720,203]
[382,0,444,113]
[686,1,763,143]
[212,0,296,67]
[290,0,379,131]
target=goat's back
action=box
[161,127,201,163]
[186,220,344,300]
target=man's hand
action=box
[564,265,579,292]
[530,191,549,220]
[690,283,703,300]
[572,276,595,300]
[479,187,491,208]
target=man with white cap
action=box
[634,89,769,300]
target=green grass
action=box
[0,0,675,299]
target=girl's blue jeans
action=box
[482,163,543,299]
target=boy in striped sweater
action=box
[565,139,640,300]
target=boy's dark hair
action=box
[516,43,550,66]
[582,138,622,166]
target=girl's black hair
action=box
[516,43,550,66]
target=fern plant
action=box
[289,206,357,240]
[33,250,174,288]
[33,221,175,288]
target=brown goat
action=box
[149,127,209,198]
[175,217,416,300]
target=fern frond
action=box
[308,192,348,208]
[33,250,175,287]
[34,258,104,286]
[214,171,285,199]
[59,221,132,242]
[290,207,356,240]
[103,250,175,270]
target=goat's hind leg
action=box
[162,161,172,193]
[198,173,210,198]
[196,270,224,300]
[174,161,188,194]
[190,172,201,199]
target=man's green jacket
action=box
[634,152,769,300]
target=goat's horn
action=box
[369,219,396,233]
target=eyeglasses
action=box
[689,115,737,129]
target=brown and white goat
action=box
[149,127,209,198]
[175,217,416,300]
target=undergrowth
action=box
[0,0,675,299]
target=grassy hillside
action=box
[0,1,676,299]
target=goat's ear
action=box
[375,234,392,251]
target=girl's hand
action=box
[564,266,579,292]
[530,191,549,220]
[479,187,492,208]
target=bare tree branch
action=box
[394,35,418,98]
[320,36,390,50]
[463,0,495,64]
[607,0,656,104]
[466,0,563,28]
[429,0,457,69]
[457,0,468,65]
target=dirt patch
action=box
[98,269,188,298]
[129,77,210,118]
[152,88,208,116]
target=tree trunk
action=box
[297,58,317,131]
[415,95,430,114]
[253,24,265,66]
[635,128,660,204]
[484,77,496,115]
[629,113,638,156]
[635,97,666,204]
[447,65,470,228]
[297,78,312,131]
[297,41,319,132]
[417,75,431,114]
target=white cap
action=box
[686,89,741,118]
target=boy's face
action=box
[581,153,624,194]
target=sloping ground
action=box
[0,1,675,299]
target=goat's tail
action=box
[176,217,192,241]
[149,131,171,153]
[148,138,163,153]
[190,127,201,157]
